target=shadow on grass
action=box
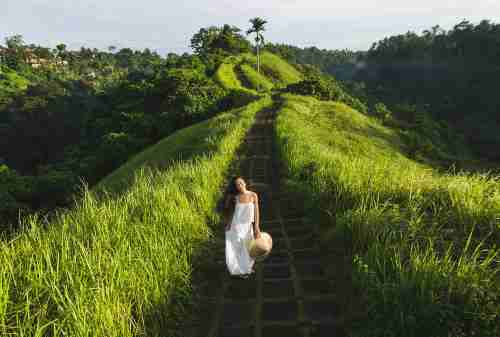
[234,64,255,91]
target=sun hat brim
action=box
[248,232,273,260]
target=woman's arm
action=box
[253,192,261,238]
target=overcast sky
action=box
[2,1,499,55]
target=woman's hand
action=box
[254,229,261,239]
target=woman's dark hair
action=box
[219,176,244,217]
[227,176,244,195]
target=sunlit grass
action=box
[214,60,243,91]
[275,93,499,337]
[94,112,234,196]
[236,63,274,92]
[0,65,29,94]
[243,52,302,87]
[0,97,273,336]
[214,56,257,94]
[216,52,300,92]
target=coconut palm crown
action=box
[246,17,267,75]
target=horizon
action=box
[2,1,500,56]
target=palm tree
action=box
[246,17,267,74]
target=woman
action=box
[223,176,261,278]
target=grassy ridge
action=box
[275,94,499,337]
[214,59,244,91]
[214,56,255,94]
[213,56,263,110]
[215,52,301,92]
[260,52,302,85]
[0,97,272,337]
[246,52,302,87]
[236,63,274,92]
[94,112,235,196]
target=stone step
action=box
[262,263,292,279]
[262,299,298,321]
[262,323,304,337]
[220,300,256,326]
[189,103,348,337]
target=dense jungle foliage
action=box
[0,16,498,337]
[0,25,252,229]
[268,19,500,163]
[2,18,500,231]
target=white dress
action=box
[225,193,255,275]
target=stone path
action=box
[191,101,347,337]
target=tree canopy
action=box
[190,24,251,57]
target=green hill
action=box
[236,63,274,91]
[0,96,273,337]
[94,103,248,195]
[245,51,302,87]
[1,46,498,337]
[214,56,248,92]
[0,66,29,94]
[214,52,302,92]
[275,93,500,337]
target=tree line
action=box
[0,19,264,230]
[358,19,500,161]
[267,19,500,162]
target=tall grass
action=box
[214,60,243,91]
[215,52,301,93]
[0,97,273,336]
[243,52,302,87]
[275,94,499,337]
[213,57,263,109]
[214,57,256,94]
[93,111,237,196]
[236,63,274,92]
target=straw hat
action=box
[247,232,273,261]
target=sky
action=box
[2,1,499,55]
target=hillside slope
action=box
[98,52,298,195]
[94,105,245,195]
[214,52,302,93]
[0,96,273,337]
[236,63,274,91]
[243,52,302,87]
[275,93,500,337]
[3,48,496,337]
